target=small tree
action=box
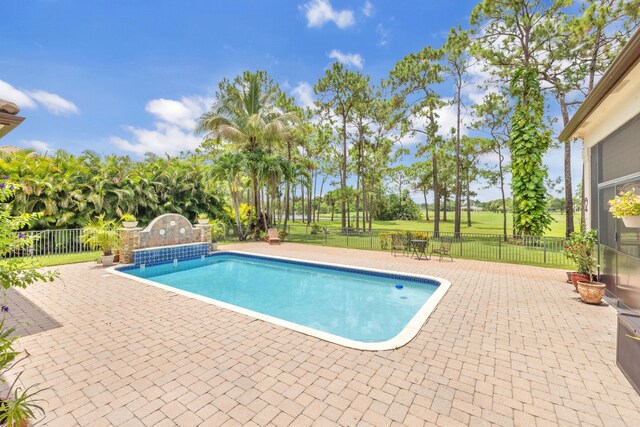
[0,180,58,290]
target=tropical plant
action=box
[0,318,45,426]
[209,219,226,242]
[197,213,208,220]
[0,180,58,290]
[563,230,598,276]
[120,213,136,222]
[608,191,640,218]
[80,216,120,256]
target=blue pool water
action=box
[119,253,440,342]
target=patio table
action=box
[410,239,430,260]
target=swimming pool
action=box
[111,251,450,350]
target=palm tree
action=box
[208,152,247,239]
[195,71,300,224]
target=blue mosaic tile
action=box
[131,243,209,266]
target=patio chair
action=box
[431,238,453,261]
[265,228,281,245]
[391,233,405,257]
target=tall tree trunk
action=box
[432,150,440,236]
[498,148,507,242]
[300,183,305,224]
[559,95,574,238]
[355,172,360,231]
[423,189,430,221]
[454,80,462,236]
[283,182,290,229]
[252,173,259,229]
[331,204,335,221]
[443,196,448,221]
[369,194,373,230]
[341,116,348,230]
[283,140,292,229]
[466,173,472,227]
[318,177,326,223]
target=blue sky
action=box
[1,0,580,200]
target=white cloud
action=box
[301,0,355,29]
[0,80,36,109]
[0,80,78,116]
[328,49,364,68]
[20,139,54,153]
[462,59,499,105]
[26,90,79,115]
[145,96,210,130]
[376,23,389,46]
[110,96,211,156]
[292,82,315,109]
[362,1,375,17]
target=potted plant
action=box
[196,213,209,225]
[81,216,120,266]
[0,320,45,427]
[120,213,138,228]
[278,230,288,241]
[609,190,640,228]
[563,230,598,292]
[209,219,226,251]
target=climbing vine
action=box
[509,67,553,236]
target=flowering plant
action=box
[563,230,598,277]
[608,191,640,218]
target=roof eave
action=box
[559,29,640,141]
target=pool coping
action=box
[106,250,452,351]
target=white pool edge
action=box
[107,250,451,351]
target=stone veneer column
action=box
[119,228,142,264]
[195,224,212,250]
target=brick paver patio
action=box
[6,243,640,426]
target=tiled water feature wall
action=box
[119,213,212,264]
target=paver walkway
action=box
[6,243,640,426]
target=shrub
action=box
[120,213,136,222]
[278,230,288,241]
[310,223,323,235]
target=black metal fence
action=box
[8,226,573,268]
[281,225,572,268]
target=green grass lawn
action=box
[289,211,580,237]
[1,251,102,268]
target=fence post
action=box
[370,231,373,249]
[543,236,547,264]
[459,234,463,256]
[346,230,349,248]
[498,235,501,260]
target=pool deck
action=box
[6,242,640,426]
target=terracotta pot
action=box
[197,219,209,225]
[570,272,590,292]
[122,221,138,228]
[577,281,606,304]
[622,215,640,228]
